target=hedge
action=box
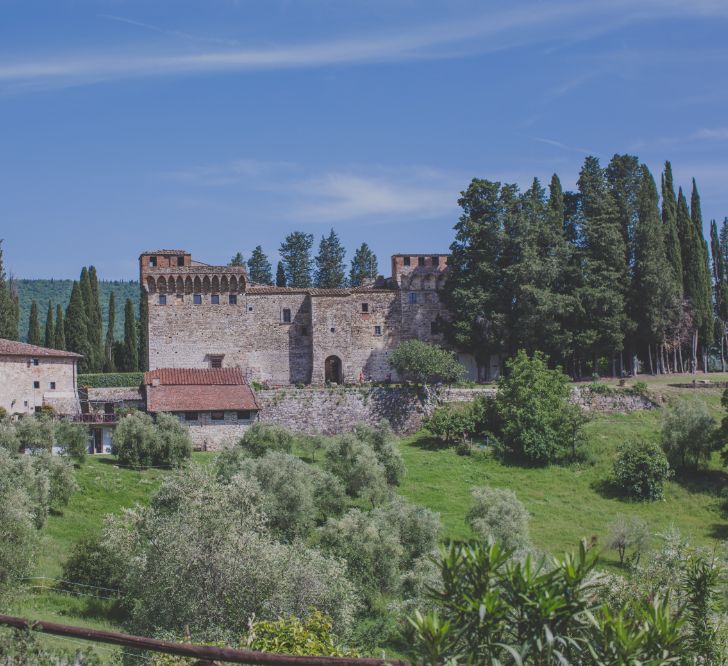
[77,372,144,388]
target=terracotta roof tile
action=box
[146,384,259,413]
[144,367,245,386]
[0,338,82,359]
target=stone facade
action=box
[0,341,81,416]
[141,250,460,384]
[175,410,256,451]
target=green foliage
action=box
[314,228,347,288]
[660,398,716,470]
[605,514,649,566]
[275,261,286,287]
[390,339,465,385]
[16,414,55,452]
[494,350,586,464]
[465,486,530,549]
[247,245,273,285]
[279,231,314,288]
[353,421,405,485]
[61,533,122,596]
[0,240,19,341]
[0,628,101,665]
[324,434,388,505]
[238,422,294,457]
[103,291,116,372]
[77,371,143,387]
[349,242,378,287]
[27,300,41,345]
[43,300,54,348]
[423,404,475,446]
[121,297,139,371]
[113,411,192,467]
[64,280,91,371]
[613,439,671,501]
[54,419,88,464]
[228,251,245,266]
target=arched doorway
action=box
[324,355,342,383]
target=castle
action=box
[140,249,486,384]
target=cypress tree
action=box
[690,180,714,360]
[661,162,683,292]
[0,240,19,340]
[27,301,41,346]
[710,219,728,369]
[54,304,65,350]
[349,243,379,287]
[122,298,138,372]
[104,291,116,372]
[279,232,314,288]
[314,228,347,288]
[247,246,273,285]
[44,301,54,349]
[138,288,148,372]
[65,281,91,371]
[276,261,287,288]
[228,252,245,267]
[88,266,103,371]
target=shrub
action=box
[0,421,20,453]
[54,419,88,464]
[389,339,466,385]
[353,421,405,485]
[661,398,716,470]
[299,432,327,462]
[61,534,122,595]
[613,439,671,501]
[323,435,388,505]
[31,453,78,508]
[379,497,441,564]
[494,350,586,464]
[606,514,649,566]
[77,372,144,388]
[238,423,294,457]
[0,488,37,599]
[423,404,475,446]
[113,411,191,468]
[15,414,55,452]
[465,486,530,549]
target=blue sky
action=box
[1,0,728,280]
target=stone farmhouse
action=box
[0,339,81,417]
[141,249,490,385]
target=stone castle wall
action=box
[0,355,79,416]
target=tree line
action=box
[229,235,379,288]
[442,155,723,377]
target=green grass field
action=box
[5,379,728,660]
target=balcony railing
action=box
[72,413,119,424]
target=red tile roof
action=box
[0,338,82,359]
[144,367,259,413]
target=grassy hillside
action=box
[16,279,139,343]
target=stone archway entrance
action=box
[324,355,342,384]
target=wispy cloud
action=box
[2,0,728,92]
[527,136,595,155]
[693,127,728,141]
[159,159,299,186]
[98,14,240,46]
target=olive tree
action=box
[465,486,530,550]
[390,339,465,386]
[324,435,388,505]
[55,419,88,464]
[613,439,671,501]
[16,414,55,452]
[661,398,716,471]
[238,422,294,457]
[113,411,191,467]
[354,421,405,485]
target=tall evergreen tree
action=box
[122,298,139,372]
[88,266,103,371]
[275,261,287,288]
[0,240,19,340]
[229,252,245,267]
[710,219,728,369]
[79,267,97,370]
[690,180,714,359]
[54,304,65,350]
[279,232,314,288]
[314,229,347,288]
[138,288,148,372]
[44,301,54,349]
[104,291,116,372]
[65,281,91,371]
[349,243,379,287]
[661,162,683,292]
[575,156,627,374]
[247,246,273,285]
[27,301,41,346]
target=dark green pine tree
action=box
[79,268,97,371]
[275,261,287,288]
[690,180,714,362]
[54,304,66,350]
[575,156,627,375]
[279,232,314,288]
[27,301,41,346]
[122,298,139,372]
[104,291,116,372]
[349,243,379,287]
[710,219,728,370]
[65,281,91,371]
[314,229,347,288]
[88,266,103,371]
[247,246,273,285]
[228,252,245,267]
[138,288,148,372]
[661,162,683,293]
[44,301,54,349]
[632,166,674,373]
[0,240,19,340]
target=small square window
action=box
[248,305,254,312]
[33,381,40,389]
[403,256,410,266]
[330,327,336,333]
[374,325,382,336]
[210,355,223,369]
[193,294,202,305]
[34,406,42,413]
[177,256,185,266]
[418,256,425,267]
[149,256,157,267]
[32,358,39,366]
[409,292,417,304]
[49,382,56,390]
[361,303,369,313]
[185,412,198,421]
[282,308,291,323]
[211,411,225,421]
[237,410,252,420]
[300,326,308,336]
[158,294,167,305]
[229,294,237,305]
[211,294,220,305]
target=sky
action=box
[1,0,728,280]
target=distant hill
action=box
[16,279,140,343]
